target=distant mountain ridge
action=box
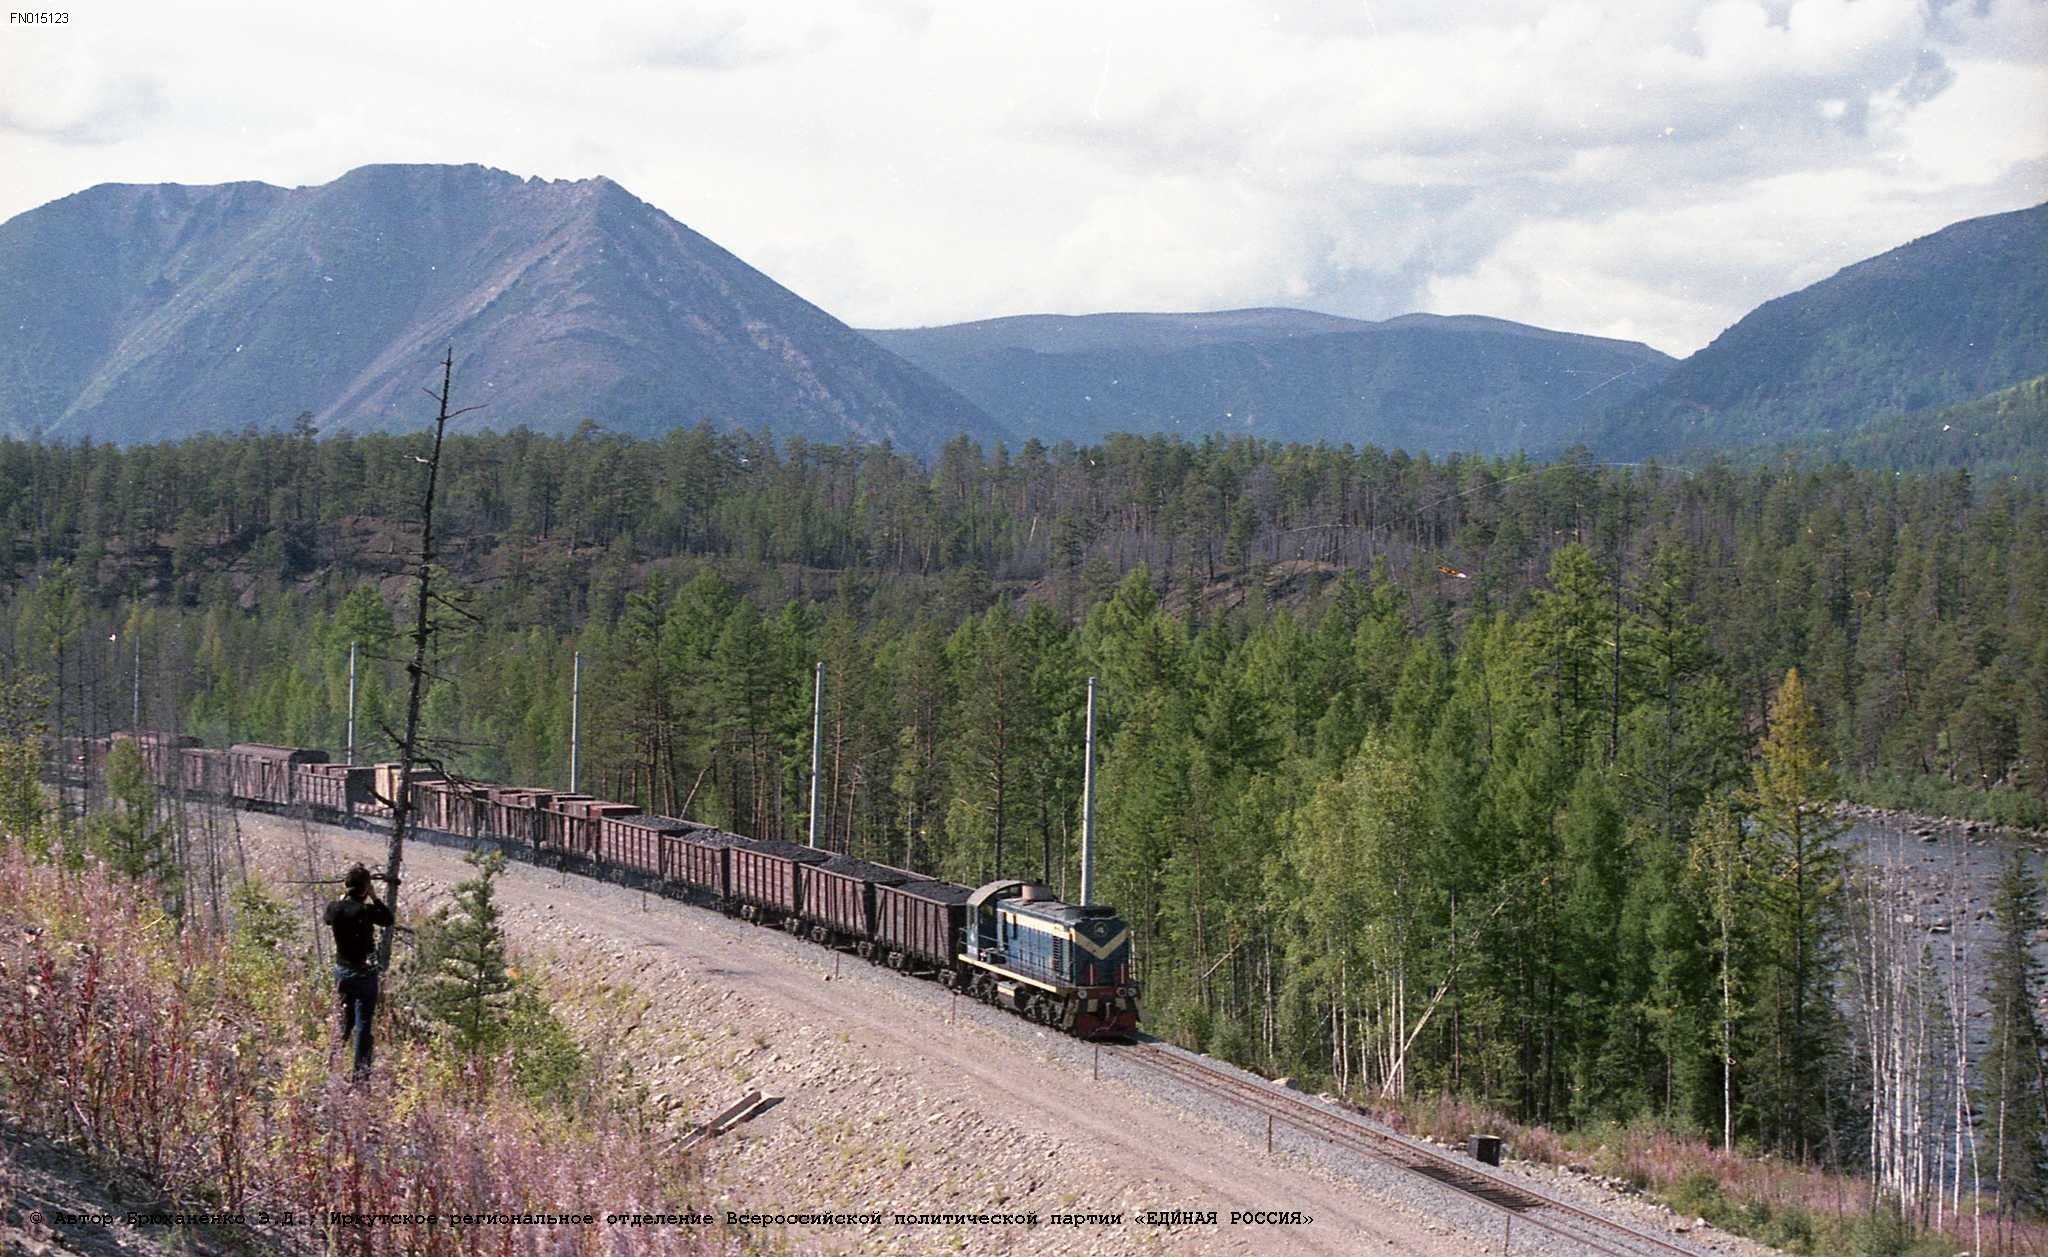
[867,310,1674,453]
[0,164,1002,453]
[1583,202,2048,458]
[2,164,2039,470]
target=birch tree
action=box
[1687,792,1753,1153]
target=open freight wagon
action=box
[727,838,829,925]
[871,878,975,975]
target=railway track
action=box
[1112,1042,1709,1257]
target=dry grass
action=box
[0,841,742,1254]
[1369,1092,2048,1255]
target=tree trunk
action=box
[374,348,468,971]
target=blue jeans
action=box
[335,966,380,1074]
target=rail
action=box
[1112,1042,1708,1257]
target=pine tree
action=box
[1556,755,1631,1115]
[87,738,179,904]
[423,851,517,1058]
[1979,855,2048,1224]
[1523,543,1615,750]
[1746,668,1849,1158]
[0,673,48,850]
[944,605,1039,879]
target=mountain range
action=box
[0,164,996,452]
[867,311,1675,454]
[0,163,2041,467]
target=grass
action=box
[1368,1093,2039,1256]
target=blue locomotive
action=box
[955,880,1140,1038]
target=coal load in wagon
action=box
[873,878,975,970]
[798,855,917,940]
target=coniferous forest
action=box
[5,423,2048,1181]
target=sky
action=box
[1,0,2043,357]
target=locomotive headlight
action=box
[1118,986,1138,999]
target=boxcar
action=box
[726,838,829,924]
[797,855,916,946]
[536,797,633,861]
[532,798,618,868]
[873,878,974,973]
[371,763,400,811]
[599,814,699,878]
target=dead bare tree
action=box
[373,348,481,971]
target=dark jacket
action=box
[324,895,393,971]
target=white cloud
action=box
[0,0,2042,355]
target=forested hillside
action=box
[5,426,2047,1157]
[1776,375,2048,479]
[1588,201,2048,458]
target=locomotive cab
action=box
[960,881,1140,1038]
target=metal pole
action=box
[569,650,581,793]
[131,633,140,729]
[1080,676,1098,906]
[807,661,823,848]
[346,642,357,763]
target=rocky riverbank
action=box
[1834,801,2048,845]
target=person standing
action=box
[324,864,393,1075]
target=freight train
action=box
[61,731,1141,1038]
